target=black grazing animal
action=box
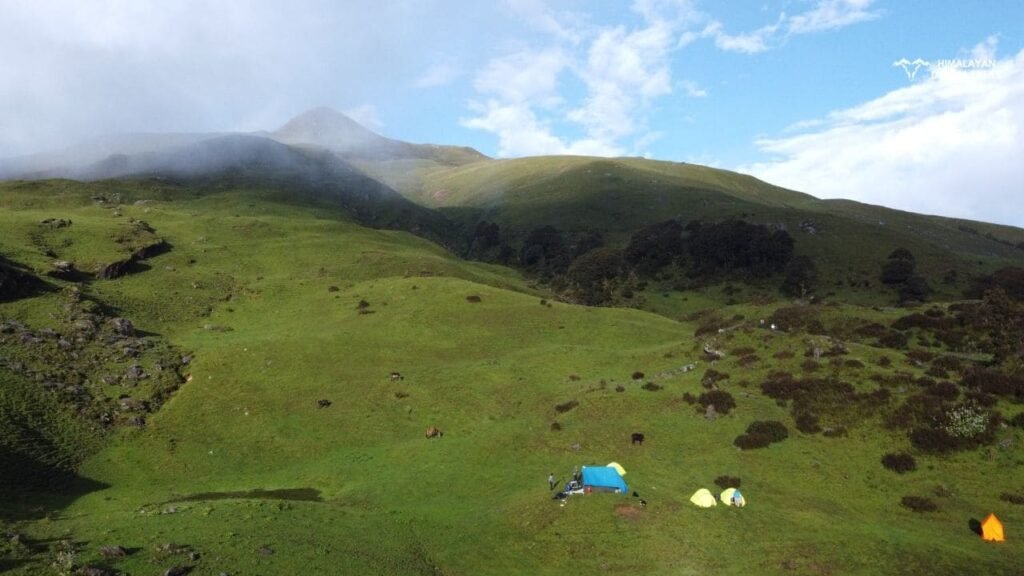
[631,432,645,445]
[317,399,332,408]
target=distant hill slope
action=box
[374,154,1024,300]
[271,107,488,166]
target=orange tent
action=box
[981,513,1005,542]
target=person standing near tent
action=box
[548,472,555,490]
[572,466,579,484]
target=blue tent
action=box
[581,465,628,493]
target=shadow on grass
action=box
[0,447,110,522]
[167,487,323,503]
[968,518,982,536]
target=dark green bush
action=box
[900,496,937,512]
[701,369,731,389]
[746,420,789,443]
[881,453,917,473]
[925,381,960,401]
[698,390,736,415]
[910,427,961,454]
[1000,492,1024,505]
[554,400,579,414]
[733,433,772,450]
[795,412,822,434]
[714,475,741,489]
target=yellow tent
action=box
[981,513,1005,542]
[690,488,717,508]
[606,462,627,476]
[720,488,746,507]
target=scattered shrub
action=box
[568,374,581,381]
[701,369,731,388]
[900,496,938,513]
[641,382,663,392]
[881,453,917,474]
[773,350,795,359]
[746,420,789,443]
[877,356,892,367]
[910,427,961,454]
[822,426,848,438]
[964,390,997,407]
[906,349,936,363]
[878,331,909,349]
[615,385,626,393]
[856,322,889,338]
[795,412,822,434]
[631,371,645,380]
[731,346,756,356]
[733,433,772,450]
[356,299,370,310]
[738,354,760,368]
[466,295,482,303]
[554,400,579,414]
[932,356,962,371]
[926,381,960,401]
[550,421,562,431]
[890,394,947,430]
[682,392,697,405]
[1000,492,1024,505]
[698,390,736,415]
[925,365,950,379]
[327,285,340,292]
[714,475,741,490]
[845,359,865,369]
[800,360,821,372]
[1009,413,1024,428]
[961,368,1024,399]
[943,404,989,439]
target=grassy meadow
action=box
[1,179,1022,575]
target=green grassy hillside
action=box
[1,178,1022,575]
[370,155,1024,305]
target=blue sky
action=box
[2,1,1022,225]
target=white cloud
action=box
[681,80,707,98]
[690,0,879,56]
[473,49,568,104]
[787,0,881,35]
[969,34,999,61]
[739,47,1024,227]
[464,5,677,157]
[415,61,461,88]
[705,19,780,54]
[569,22,674,141]
[343,104,383,131]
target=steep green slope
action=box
[1,178,1022,575]
[375,155,1024,303]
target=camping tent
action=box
[606,462,627,476]
[981,513,1005,542]
[720,488,746,507]
[690,488,717,508]
[581,465,628,494]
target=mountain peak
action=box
[273,107,383,151]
